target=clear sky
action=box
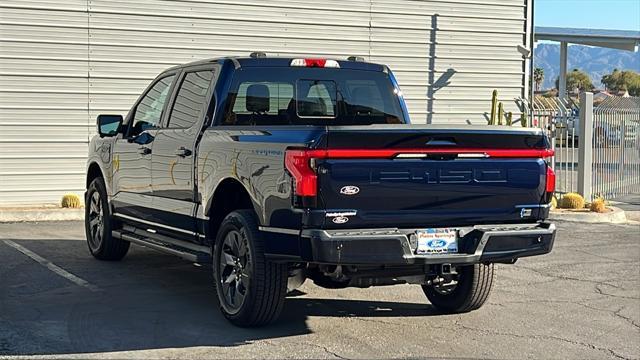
[535,0,640,31]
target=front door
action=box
[111,73,177,222]
[151,67,218,238]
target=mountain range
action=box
[533,43,640,90]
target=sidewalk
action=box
[0,205,84,223]
[611,194,640,222]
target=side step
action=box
[113,230,211,263]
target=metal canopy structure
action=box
[534,26,640,98]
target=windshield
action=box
[221,67,406,126]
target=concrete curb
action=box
[0,208,84,223]
[549,206,627,224]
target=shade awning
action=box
[534,26,640,51]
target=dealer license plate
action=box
[416,228,458,254]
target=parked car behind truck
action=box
[85,54,557,327]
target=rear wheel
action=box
[422,263,494,313]
[84,177,129,261]
[212,210,288,327]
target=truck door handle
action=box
[175,146,192,158]
[138,146,151,155]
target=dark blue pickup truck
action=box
[85,53,557,327]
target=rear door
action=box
[150,66,218,238]
[111,73,177,222]
[315,126,551,229]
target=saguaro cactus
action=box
[521,110,528,127]
[489,90,498,125]
[497,102,504,125]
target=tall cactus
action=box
[521,111,528,127]
[489,90,498,125]
[497,102,504,125]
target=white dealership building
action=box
[0,0,533,205]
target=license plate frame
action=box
[415,228,459,255]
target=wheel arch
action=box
[86,162,105,188]
[206,178,259,240]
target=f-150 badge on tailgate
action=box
[340,186,360,195]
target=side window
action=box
[167,70,215,129]
[131,75,175,136]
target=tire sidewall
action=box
[85,178,112,256]
[425,265,474,309]
[212,211,260,322]
[423,263,493,312]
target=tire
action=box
[84,177,129,261]
[422,263,494,313]
[212,210,288,327]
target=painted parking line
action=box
[3,240,101,292]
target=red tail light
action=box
[546,166,556,193]
[285,150,319,196]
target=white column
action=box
[577,92,593,200]
[559,41,568,99]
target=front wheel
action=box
[84,177,129,261]
[212,210,288,327]
[422,263,494,313]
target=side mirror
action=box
[97,114,123,137]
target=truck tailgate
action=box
[313,125,553,229]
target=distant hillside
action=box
[534,43,640,90]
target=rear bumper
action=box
[301,222,556,265]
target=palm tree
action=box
[533,67,544,92]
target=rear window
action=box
[221,67,406,126]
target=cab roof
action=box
[168,55,387,72]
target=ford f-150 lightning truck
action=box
[85,53,557,327]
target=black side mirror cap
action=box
[97,114,123,137]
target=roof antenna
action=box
[250,51,267,58]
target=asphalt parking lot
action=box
[0,221,638,359]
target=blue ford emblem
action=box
[427,239,447,248]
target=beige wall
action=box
[0,0,531,205]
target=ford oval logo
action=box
[340,186,360,195]
[427,239,447,248]
[332,216,349,224]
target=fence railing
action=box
[531,96,580,195]
[592,97,640,200]
[532,93,640,201]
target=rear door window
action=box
[220,67,405,126]
[167,70,215,129]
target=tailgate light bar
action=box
[285,148,554,197]
[293,148,553,159]
[290,58,340,68]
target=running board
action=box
[113,230,211,263]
